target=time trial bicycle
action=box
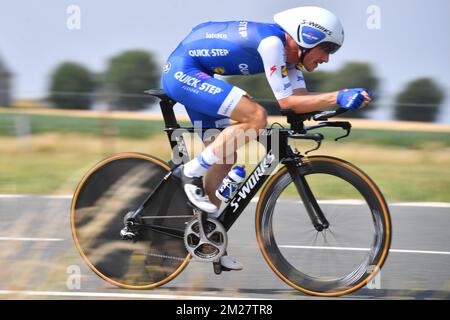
[70,89,391,297]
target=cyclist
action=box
[162,6,372,270]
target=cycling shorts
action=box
[162,55,246,130]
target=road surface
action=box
[0,195,449,300]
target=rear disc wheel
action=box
[71,153,193,289]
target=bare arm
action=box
[279,88,372,113]
[278,88,339,113]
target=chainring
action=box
[184,217,227,262]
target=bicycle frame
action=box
[130,95,332,234]
[170,126,283,231]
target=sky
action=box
[1,0,450,122]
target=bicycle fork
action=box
[286,163,330,232]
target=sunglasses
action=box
[318,42,341,54]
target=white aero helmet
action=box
[274,6,344,55]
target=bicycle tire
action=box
[71,152,193,289]
[256,155,391,296]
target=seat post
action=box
[159,98,179,129]
[144,88,179,129]
[145,88,190,165]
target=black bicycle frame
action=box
[131,93,334,236]
[169,126,284,231]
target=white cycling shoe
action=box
[184,182,217,213]
[176,166,218,214]
[220,255,243,271]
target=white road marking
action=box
[252,198,364,204]
[389,249,450,255]
[1,194,449,208]
[280,245,450,255]
[391,202,450,208]
[0,290,263,300]
[250,197,450,208]
[0,237,64,242]
[0,194,72,200]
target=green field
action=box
[0,112,165,138]
[1,111,449,147]
[1,112,449,202]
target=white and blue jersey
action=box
[162,21,306,129]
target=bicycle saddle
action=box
[144,88,176,104]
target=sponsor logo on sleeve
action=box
[270,65,277,77]
[281,65,288,78]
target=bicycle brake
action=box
[305,139,322,155]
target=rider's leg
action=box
[162,59,266,213]
[203,97,266,211]
[180,96,267,213]
[204,161,235,208]
[186,96,266,178]
[200,146,243,271]
[206,96,268,162]
[203,134,238,208]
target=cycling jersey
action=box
[162,21,306,130]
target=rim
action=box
[256,157,391,296]
[70,153,191,289]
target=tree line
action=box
[48,50,160,111]
[46,49,445,123]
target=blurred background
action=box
[0,0,449,199]
[0,0,449,299]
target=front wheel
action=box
[256,155,392,297]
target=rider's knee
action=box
[231,97,268,130]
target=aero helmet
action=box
[274,6,344,57]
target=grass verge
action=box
[1,132,449,202]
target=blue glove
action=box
[337,88,369,110]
